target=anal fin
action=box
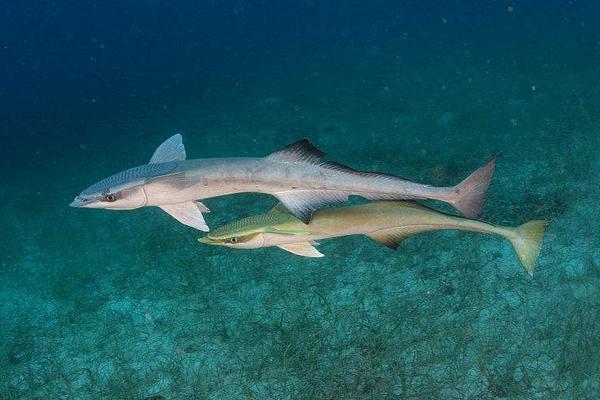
[274,190,348,223]
[160,202,209,231]
[277,242,324,257]
[366,227,428,250]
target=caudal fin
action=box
[451,154,498,218]
[508,220,549,276]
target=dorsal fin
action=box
[268,203,291,214]
[149,133,186,164]
[266,139,326,164]
[320,161,358,173]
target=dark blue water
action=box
[2,1,599,398]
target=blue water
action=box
[2,1,600,398]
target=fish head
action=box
[198,205,309,249]
[70,165,151,210]
[198,231,266,249]
[198,215,269,249]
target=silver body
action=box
[141,158,450,206]
[71,135,495,230]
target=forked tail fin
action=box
[450,154,498,219]
[508,220,549,276]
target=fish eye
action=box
[229,237,238,244]
[105,194,116,202]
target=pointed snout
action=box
[198,236,219,245]
[69,196,91,208]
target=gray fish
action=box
[70,134,497,231]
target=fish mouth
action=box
[69,196,94,208]
[198,237,221,245]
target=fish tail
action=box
[449,154,498,219]
[507,220,550,276]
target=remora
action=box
[70,134,497,231]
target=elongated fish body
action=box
[71,134,497,231]
[141,158,452,205]
[200,202,549,275]
[253,202,511,246]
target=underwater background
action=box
[1,1,600,398]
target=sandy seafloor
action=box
[1,46,600,399]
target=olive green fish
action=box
[199,201,549,275]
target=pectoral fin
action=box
[160,202,209,231]
[277,242,324,257]
[194,201,210,213]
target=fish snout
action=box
[70,196,92,208]
[198,236,219,245]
